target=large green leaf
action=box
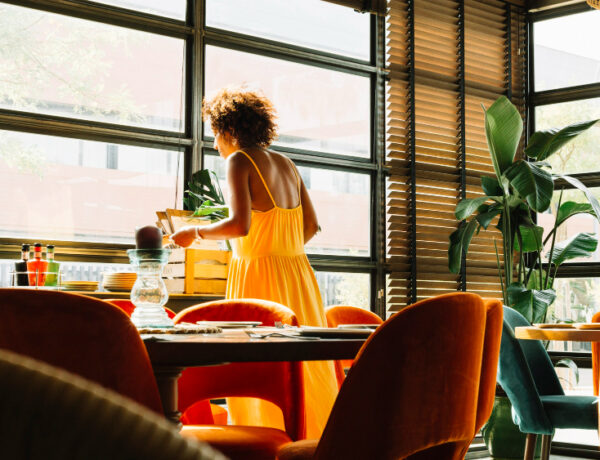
[556,201,596,227]
[455,196,489,220]
[506,283,556,324]
[184,169,225,211]
[548,233,598,267]
[555,174,600,223]
[448,219,479,274]
[525,119,599,161]
[481,176,503,197]
[476,204,502,229]
[504,160,553,212]
[484,96,523,178]
[514,225,544,253]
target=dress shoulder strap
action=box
[287,157,302,205]
[235,150,277,207]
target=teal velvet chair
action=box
[498,306,598,460]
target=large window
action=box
[532,5,600,448]
[0,0,384,312]
[532,5,600,329]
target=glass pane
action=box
[92,0,186,19]
[0,130,183,243]
[203,154,371,256]
[535,99,600,174]
[534,10,600,91]
[538,187,600,264]
[315,271,371,308]
[206,0,370,60]
[204,46,370,157]
[0,4,185,131]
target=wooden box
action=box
[163,248,230,295]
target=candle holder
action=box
[127,248,173,328]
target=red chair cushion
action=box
[181,425,292,460]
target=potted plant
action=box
[448,96,599,458]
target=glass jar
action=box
[127,248,173,328]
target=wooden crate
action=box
[163,248,230,295]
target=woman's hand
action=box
[170,226,198,248]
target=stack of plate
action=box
[103,272,137,292]
[61,280,99,292]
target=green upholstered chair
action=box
[0,348,226,460]
[498,306,598,460]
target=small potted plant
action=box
[448,96,599,458]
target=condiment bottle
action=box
[27,243,48,287]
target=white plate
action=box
[195,321,263,329]
[299,326,373,338]
[337,324,380,329]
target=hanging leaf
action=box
[504,160,553,212]
[547,233,598,267]
[455,196,489,220]
[555,174,600,223]
[448,219,479,274]
[525,119,599,161]
[514,225,544,253]
[481,176,503,197]
[483,96,523,178]
[506,283,556,324]
[476,205,502,230]
[556,201,596,228]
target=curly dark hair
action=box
[202,87,278,148]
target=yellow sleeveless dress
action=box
[225,150,338,439]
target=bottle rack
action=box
[9,270,63,289]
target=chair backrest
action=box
[325,305,383,328]
[174,298,305,440]
[591,311,600,395]
[0,288,163,414]
[475,299,504,433]
[325,305,383,386]
[497,306,563,435]
[313,292,488,460]
[105,298,176,319]
[0,348,225,460]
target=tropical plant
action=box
[184,169,229,221]
[448,96,600,324]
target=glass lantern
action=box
[127,248,173,328]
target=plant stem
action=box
[503,200,513,296]
[516,226,524,284]
[545,189,563,290]
[494,239,506,304]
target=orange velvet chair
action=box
[278,292,494,460]
[174,299,304,460]
[324,305,383,386]
[0,288,163,414]
[105,298,176,319]
[104,298,226,424]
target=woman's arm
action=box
[171,153,252,247]
[300,178,319,244]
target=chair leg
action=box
[540,434,552,460]
[523,433,537,460]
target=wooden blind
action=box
[385,0,526,313]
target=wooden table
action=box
[143,330,367,424]
[515,326,600,342]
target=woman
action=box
[171,87,338,438]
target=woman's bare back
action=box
[240,148,300,212]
